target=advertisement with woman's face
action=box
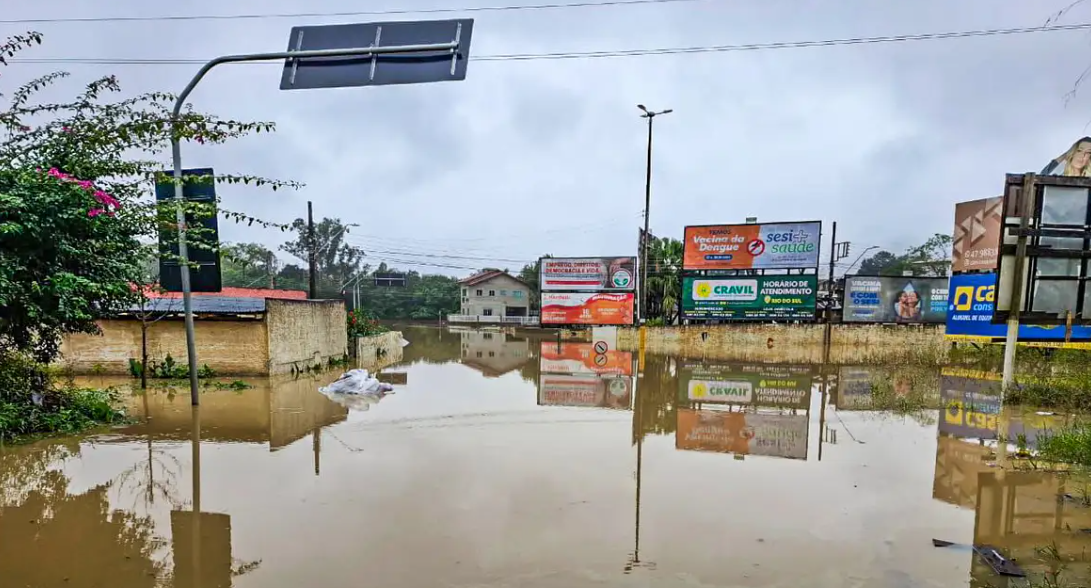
[843,276,949,324]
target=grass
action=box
[867,366,941,423]
[1037,425,1091,466]
[0,385,126,443]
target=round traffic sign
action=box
[594,340,609,354]
[747,239,766,256]
[593,353,608,366]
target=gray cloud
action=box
[3,0,1090,272]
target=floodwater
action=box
[2,326,1089,587]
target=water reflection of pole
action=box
[628,372,644,572]
[191,406,202,587]
[818,373,828,461]
[313,428,321,476]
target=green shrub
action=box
[0,351,125,442]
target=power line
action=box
[0,0,703,25]
[8,22,1090,67]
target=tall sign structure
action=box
[168,18,475,405]
[679,221,822,322]
[539,257,637,326]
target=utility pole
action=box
[1002,173,1036,392]
[637,104,672,324]
[267,251,276,289]
[307,201,317,299]
[824,222,837,361]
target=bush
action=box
[348,308,388,338]
[0,351,124,441]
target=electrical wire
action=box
[9,22,1090,67]
[0,0,705,25]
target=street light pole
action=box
[637,104,672,324]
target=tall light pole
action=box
[637,104,672,324]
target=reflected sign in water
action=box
[678,362,813,409]
[938,372,1002,440]
[539,341,633,376]
[675,409,808,460]
[537,373,631,409]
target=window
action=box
[476,351,483,358]
[462,288,468,296]
[483,333,493,340]
[513,290,524,298]
[489,290,496,296]
[483,308,493,316]
[500,289,507,296]
[476,289,483,296]
[489,351,495,357]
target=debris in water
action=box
[932,539,1025,578]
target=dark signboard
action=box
[681,275,818,321]
[155,168,221,293]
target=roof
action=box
[125,296,266,315]
[143,286,307,300]
[459,270,527,287]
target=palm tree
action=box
[644,237,683,325]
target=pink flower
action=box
[88,208,104,217]
[61,126,71,133]
[47,167,63,178]
[77,180,93,190]
[18,125,30,132]
[194,135,205,145]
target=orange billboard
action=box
[683,222,821,270]
[676,409,752,454]
[952,197,1002,273]
[539,342,634,376]
[538,374,632,409]
[540,292,634,326]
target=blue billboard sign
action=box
[946,272,1091,341]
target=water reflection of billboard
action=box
[837,366,875,409]
[171,511,232,588]
[939,372,1002,440]
[678,362,812,408]
[538,374,631,409]
[843,276,949,324]
[540,292,635,326]
[675,409,808,459]
[539,341,633,376]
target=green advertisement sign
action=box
[681,275,818,320]
[678,363,814,408]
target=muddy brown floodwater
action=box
[1,326,1088,587]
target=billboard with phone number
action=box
[946,272,1091,342]
[681,275,818,320]
[540,257,636,292]
[540,292,634,326]
[842,276,948,324]
[683,221,821,271]
[678,362,813,408]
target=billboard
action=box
[679,362,813,408]
[952,197,1002,273]
[155,168,222,292]
[1041,136,1091,176]
[683,221,821,271]
[842,276,949,324]
[540,257,636,292]
[538,374,632,409]
[946,272,1091,342]
[938,372,1002,440]
[540,292,634,326]
[675,409,808,459]
[681,275,818,321]
[539,342,633,376]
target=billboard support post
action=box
[637,105,672,324]
[167,19,473,406]
[824,222,837,362]
[1002,173,1036,392]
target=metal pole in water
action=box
[1001,173,1035,393]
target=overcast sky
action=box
[3,0,1090,276]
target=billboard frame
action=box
[994,173,1091,326]
[681,219,823,274]
[538,291,636,328]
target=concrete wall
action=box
[59,318,269,376]
[266,299,348,375]
[617,324,948,365]
[356,331,404,370]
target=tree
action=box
[221,242,278,288]
[644,237,683,324]
[127,245,178,389]
[857,233,952,277]
[0,32,296,363]
[280,217,365,297]
[518,255,550,310]
[858,250,901,276]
